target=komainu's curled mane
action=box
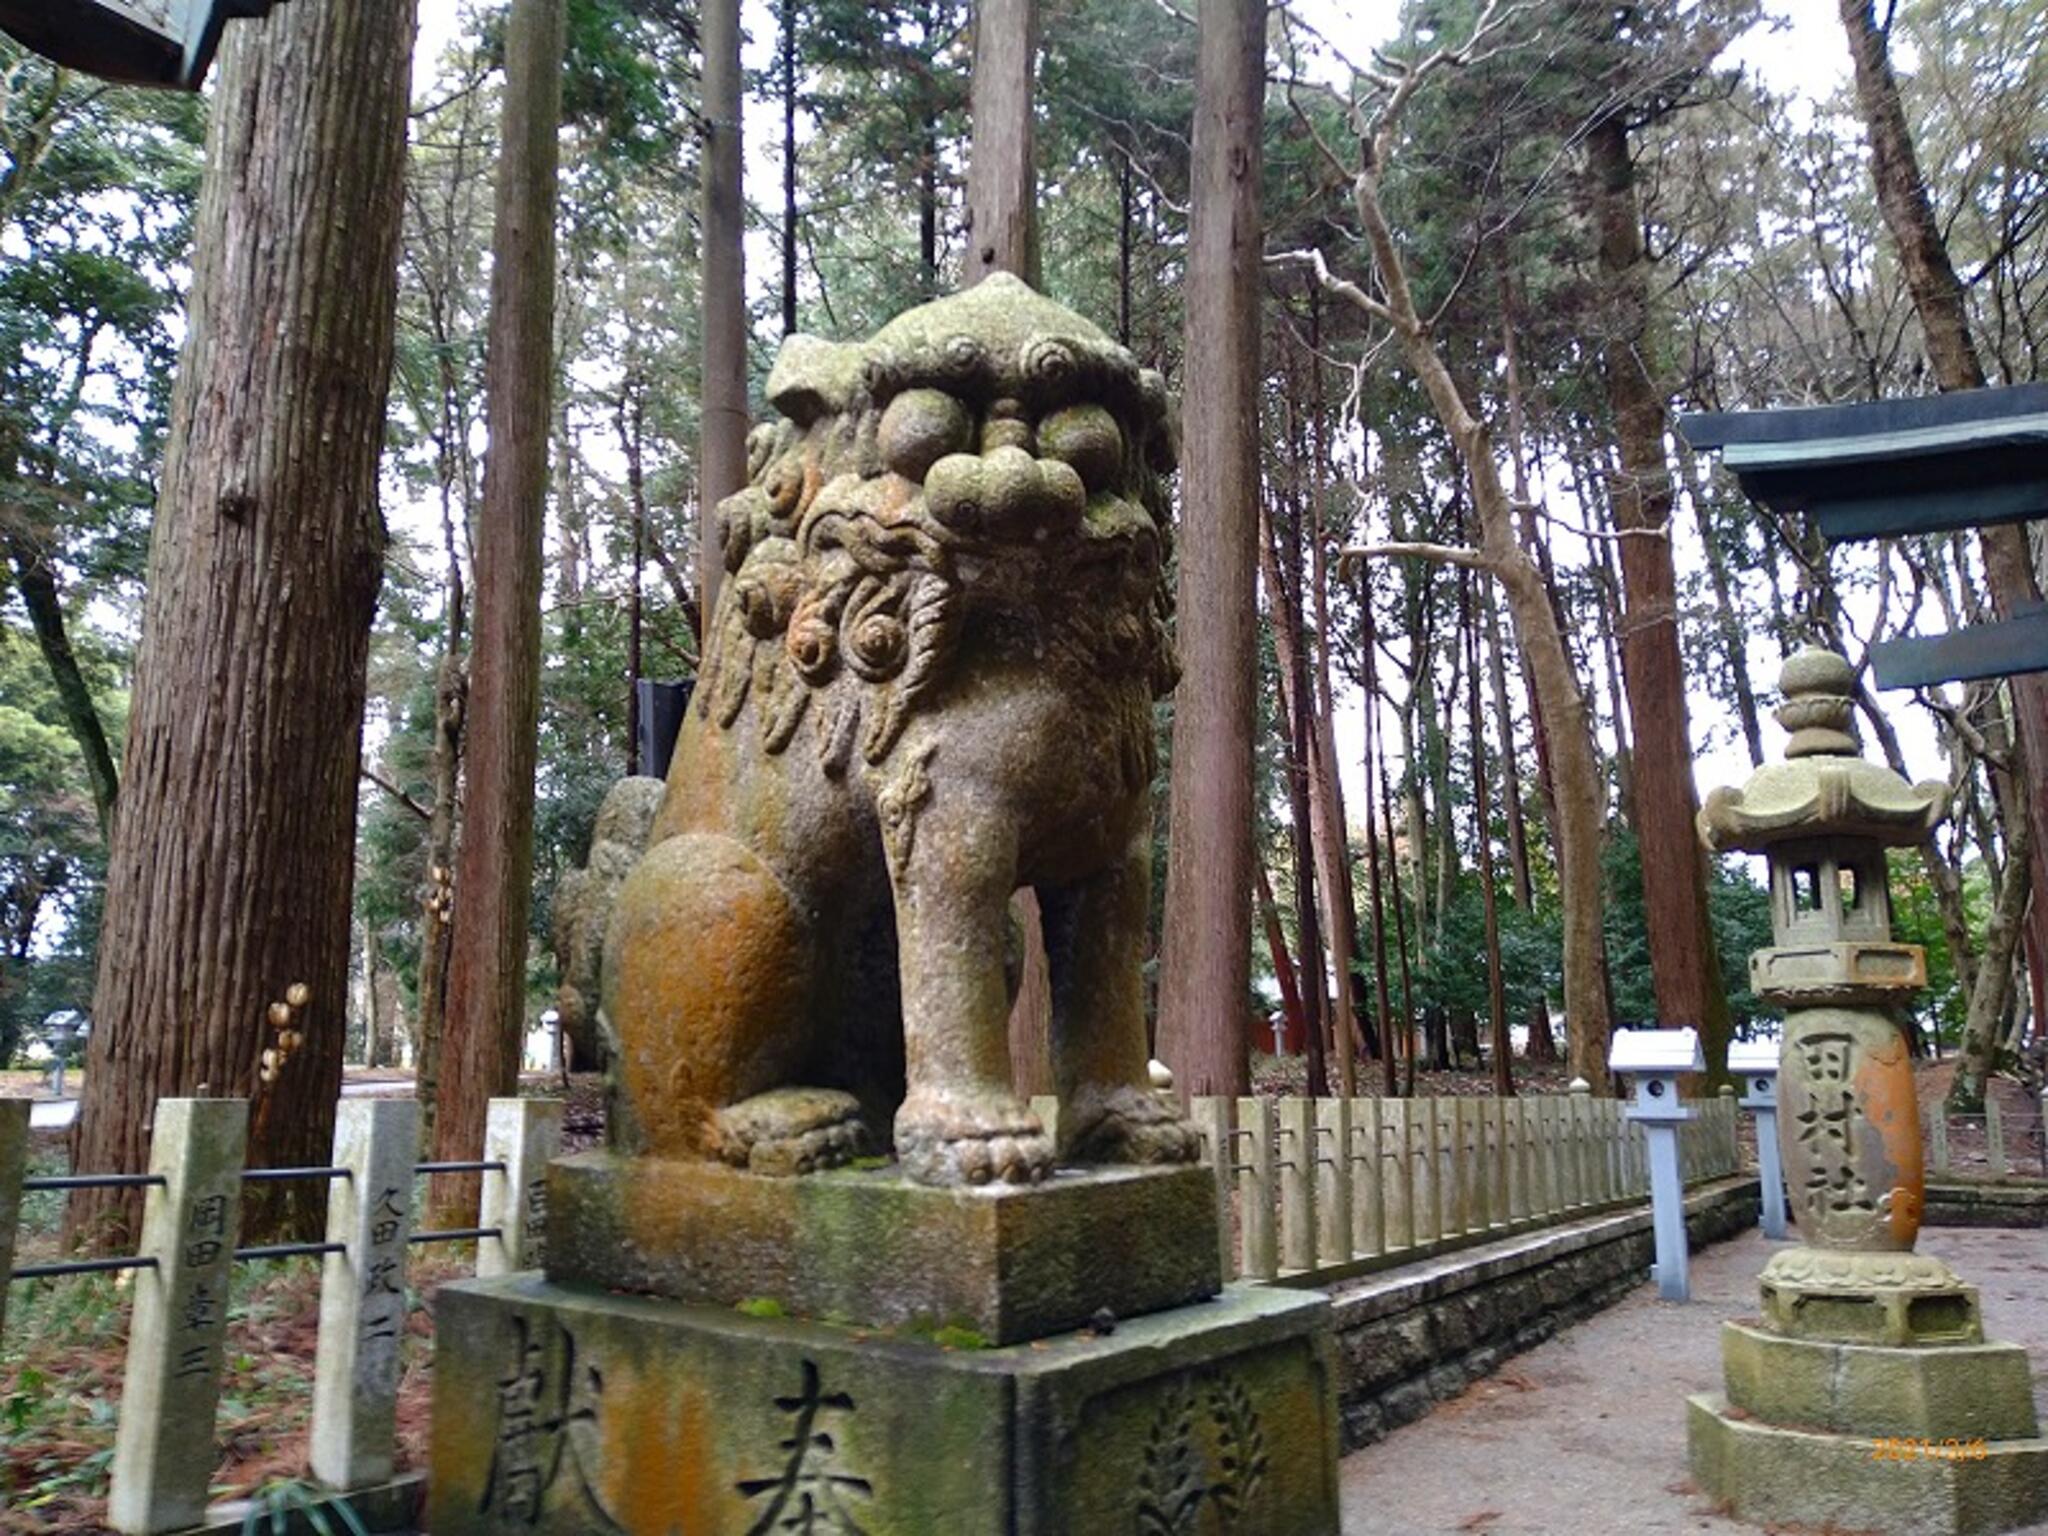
[604,274,1198,1187]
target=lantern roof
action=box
[1698,648,1947,854]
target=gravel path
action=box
[1339,1226,2048,1535]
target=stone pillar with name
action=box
[1688,648,2047,1535]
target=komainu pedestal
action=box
[428,1270,1337,1536]
[428,1154,1340,1534]
[1688,650,2048,1535]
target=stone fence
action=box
[1924,1094,2048,1183]
[0,1094,560,1536]
[1175,1086,1744,1285]
[2,1084,1742,1534]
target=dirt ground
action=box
[1338,1225,2048,1535]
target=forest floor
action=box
[0,1062,2038,1531]
[1336,1224,2048,1535]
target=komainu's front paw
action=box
[895,1089,1053,1187]
[715,1087,868,1176]
[1063,1083,1201,1166]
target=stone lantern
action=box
[0,1,288,91]
[1688,647,2046,1535]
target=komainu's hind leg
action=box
[1042,836,1200,1166]
[602,831,864,1171]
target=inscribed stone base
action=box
[547,1152,1221,1344]
[1720,1320,2039,1441]
[1688,1393,2048,1536]
[428,1274,1339,1536]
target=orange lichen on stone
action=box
[605,1368,715,1533]
[604,834,811,1159]
[1852,1033,1923,1249]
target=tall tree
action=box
[1837,0,2048,1109]
[698,0,746,624]
[431,0,566,1216]
[964,0,1039,286]
[1585,110,1732,1080]
[780,0,800,336]
[1279,1,1615,1081]
[66,0,418,1248]
[1156,0,1265,1098]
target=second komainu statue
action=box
[603,274,1199,1187]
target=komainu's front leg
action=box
[882,746,1052,1186]
[1042,835,1200,1166]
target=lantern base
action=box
[1719,1320,2037,1441]
[1759,1246,1981,1346]
[1688,1392,2048,1536]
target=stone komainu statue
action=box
[603,275,1199,1186]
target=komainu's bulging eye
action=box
[1038,403,1124,493]
[879,388,973,482]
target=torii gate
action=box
[1681,383,2048,688]
[0,0,289,91]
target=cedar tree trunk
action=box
[66,0,417,1249]
[431,0,565,1220]
[699,0,747,620]
[964,0,1039,287]
[1586,113,1732,1081]
[1155,0,1265,1098]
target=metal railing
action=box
[0,1094,561,1535]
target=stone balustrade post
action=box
[1494,1100,1512,1222]
[1411,1099,1440,1244]
[1481,1099,1502,1228]
[108,1098,249,1536]
[1236,1095,1277,1281]
[1507,1097,1523,1220]
[1276,1097,1316,1273]
[1347,1097,1381,1259]
[1382,1098,1413,1251]
[310,1097,421,1490]
[1314,1097,1352,1265]
[1444,1099,1468,1237]
[0,1099,26,1343]
[1189,1095,1235,1281]
[1444,1099,1470,1236]
[478,1097,562,1278]
[1566,1080,1591,1208]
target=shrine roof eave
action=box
[1677,385,2048,541]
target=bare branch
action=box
[1339,540,1492,579]
[1533,504,1673,544]
[1268,247,1396,326]
[361,766,431,823]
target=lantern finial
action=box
[1775,646,1859,757]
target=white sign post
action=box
[1730,1038,1786,1241]
[1610,1028,1703,1302]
